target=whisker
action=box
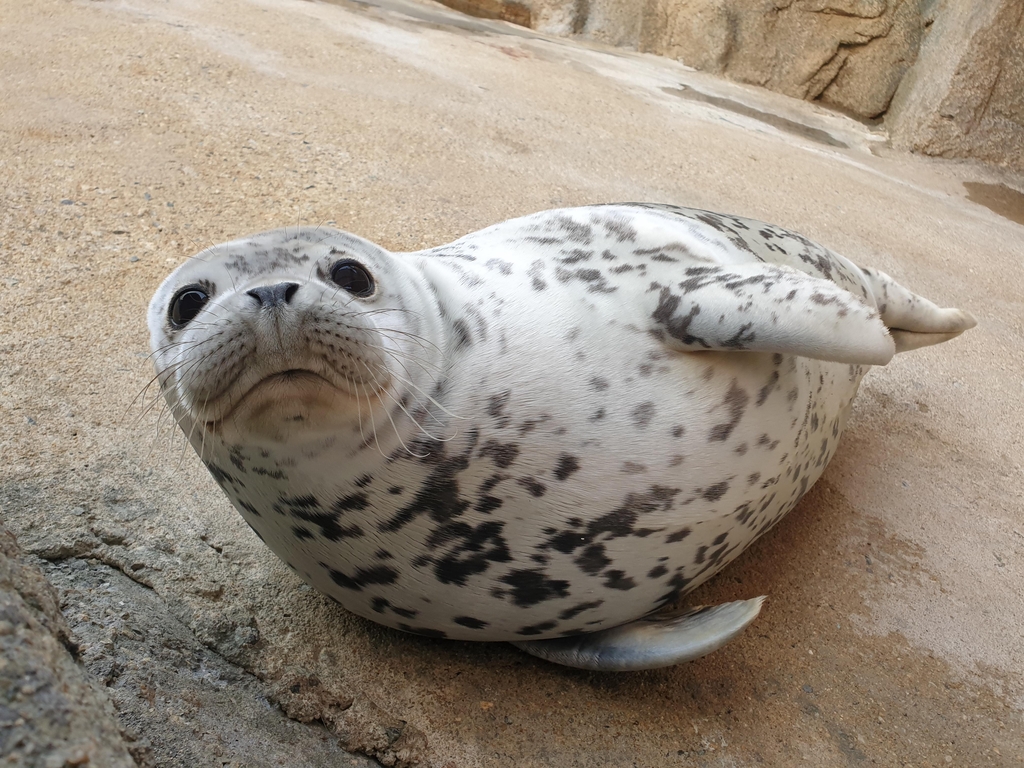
[365,367,427,459]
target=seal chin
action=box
[208,370,358,444]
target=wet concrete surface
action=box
[964,183,1024,226]
[1,0,1022,765]
[661,86,850,149]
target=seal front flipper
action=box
[647,263,895,365]
[512,597,765,671]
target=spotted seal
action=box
[147,204,975,670]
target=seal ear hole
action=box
[169,285,210,328]
[330,259,375,298]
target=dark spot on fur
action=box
[657,571,694,605]
[474,496,504,514]
[282,494,365,542]
[667,527,691,543]
[428,519,512,586]
[501,569,570,608]
[547,486,680,555]
[647,564,668,579]
[575,543,611,575]
[205,462,242,489]
[488,390,512,429]
[558,600,604,621]
[454,616,489,629]
[603,570,636,590]
[327,564,399,591]
[702,481,730,502]
[757,371,780,406]
[597,214,638,243]
[485,258,512,275]
[651,288,708,348]
[451,319,472,351]
[380,431,478,532]
[554,454,581,481]
[516,621,558,636]
[709,380,749,442]
[239,500,261,517]
[479,439,520,468]
[517,477,547,497]
[558,248,593,264]
[631,401,656,428]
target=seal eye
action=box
[330,260,374,298]
[169,286,210,328]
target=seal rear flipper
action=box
[511,597,765,671]
[648,263,896,366]
[889,329,973,354]
[857,266,977,353]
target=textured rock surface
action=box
[0,526,139,767]
[1,0,1022,766]
[438,0,1024,168]
[40,558,380,768]
[442,0,927,119]
[638,0,926,119]
[887,0,1024,171]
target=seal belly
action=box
[227,347,862,642]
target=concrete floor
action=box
[1,0,1022,765]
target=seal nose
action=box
[247,282,299,308]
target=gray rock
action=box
[887,0,1024,170]
[1,473,420,768]
[0,526,139,768]
[41,558,381,768]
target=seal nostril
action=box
[247,282,300,307]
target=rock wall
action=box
[640,0,926,120]
[439,0,1024,170]
[887,1,1024,170]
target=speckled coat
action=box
[148,204,972,642]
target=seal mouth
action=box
[203,368,343,429]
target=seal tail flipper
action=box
[858,267,977,353]
[511,597,765,671]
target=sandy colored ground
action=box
[1,0,1023,765]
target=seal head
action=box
[149,228,445,447]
